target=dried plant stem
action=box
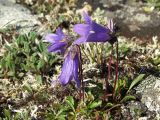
[113,41,119,98]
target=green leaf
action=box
[56,115,66,120]
[23,84,33,93]
[37,60,45,70]
[66,96,74,106]
[88,100,102,109]
[28,32,37,41]
[6,54,15,72]
[20,63,27,71]
[18,72,24,77]
[38,42,45,52]
[120,95,136,103]
[7,71,15,77]
[55,111,66,120]
[152,56,160,65]
[0,58,5,68]
[105,102,113,107]
[30,54,37,62]
[16,35,23,45]
[4,44,12,51]
[36,75,42,84]
[127,74,145,93]
[65,96,75,113]
[24,42,30,53]
[14,113,21,120]
[3,109,11,120]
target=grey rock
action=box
[0,0,40,33]
[136,75,160,119]
[121,100,157,120]
[127,101,148,119]
[121,105,133,120]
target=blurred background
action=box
[0,0,160,42]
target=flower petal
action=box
[82,21,111,42]
[91,22,110,34]
[74,37,86,45]
[87,32,111,42]
[45,34,60,43]
[45,28,64,43]
[73,24,90,36]
[58,53,73,85]
[73,54,80,88]
[83,12,92,24]
[48,42,67,53]
[56,27,64,37]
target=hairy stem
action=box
[113,41,119,98]
[100,44,104,65]
[105,45,113,94]
[77,45,84,101]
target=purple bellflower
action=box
[74,12,111,44]
[45,27,68,54]
[58,45,80,88]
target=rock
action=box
[136,75,160,119]
[121,100,157,119]
[121,105,133,119]
[0,0,40,33]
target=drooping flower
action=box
[58,45,80,88]
[107,19,117,45]
[45,27,68,54]
[73,12,111,44]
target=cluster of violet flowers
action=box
[45,12,117,91]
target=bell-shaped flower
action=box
[58,45,80,88]
[45,27,68,54]
[74,12,111,44]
